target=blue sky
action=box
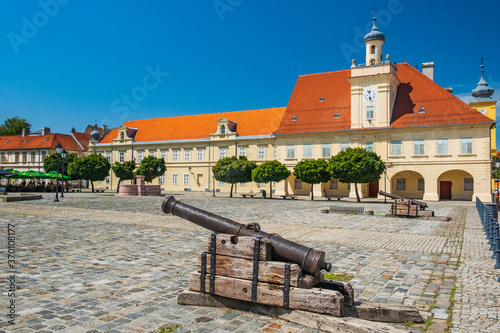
[0,0,499,137]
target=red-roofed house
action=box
[89,108,286,192]
[0,127,91,174]
[274,19,494,202]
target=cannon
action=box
[162,196,332,276]
[379,190,428,210]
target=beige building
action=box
[90,18,495,202]
[273,18,494,202]
[89,108,285,193]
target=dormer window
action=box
[23,140,28,143]
[333,113,339,118]
[419,107,425,113]
[120,132,125,140]
[221,125,226,134]
[319,96,324,102]
[292,116,297,121]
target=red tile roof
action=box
[71,132,92,152]
[275,63,492,135]
[0,132,90,152]
[391,64,492,127]
[99,107,286,143]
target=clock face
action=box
[363,88,377,102]
[480,108,487,115]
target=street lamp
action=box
[54,143,63,202]
[60,149,67,198]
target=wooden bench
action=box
[281,195,298,200]
[325,196,342,201]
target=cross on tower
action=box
[371,8,378,18]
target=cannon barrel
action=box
[379,191,428,209]
[162,196,332,276]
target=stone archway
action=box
[437,170,474,201]
[390,170,425,199]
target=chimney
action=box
[103,124,107,133]
[22,128,27,137]
[422,62,434,81]
[41,127,50,136]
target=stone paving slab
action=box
[0,192,496,332]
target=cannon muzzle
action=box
[162,196,332,276]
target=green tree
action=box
[251,160,291,199]
[70,127,76,133]
[327,148,385,202]
[213,156,256,197]
[67,154,111,192]
[293,159,331,200]
[0,116,31,136]
[112,161,136,192]
[43,152,77,175]
[134,156,166,182]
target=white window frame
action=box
[437,138,448,155]
[105,175,110,184]
[273,146,276,159]
[341,142,350,152]
[220,147,226,159]
[183,174,189,185]
[366,105,374,119]
[159,174,166,185]
[322,143,331,158]
[197,149,204,161]
[106,152,111,162]
[287,145,295,159]
[137,151,143,163]
[172,150,179,162]
[239,147,246,157]
[413,139,425,156]
[172,174,178,185]
[149,150,155,157]
[461,137,473,154]
[366,142,374,152]
[119,152,124,163]
[160,150,166,160]
[184,149,191,162]
[391,141,402,156]
[258,146,265,160]
[303,144,312,158]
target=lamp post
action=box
[60,149,67,198]
[54,143,63,202]
[384,166,387,203]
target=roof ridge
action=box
[298,68,351,78]
[125,106,287,124]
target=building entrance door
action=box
[369,181,379,197]
[440,181,452,200]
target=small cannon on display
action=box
[161,196,424,326]
[379,190,435,217]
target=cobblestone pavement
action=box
[0,192,498,332]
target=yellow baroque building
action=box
[90,108,286,194]
[89,18,495,202]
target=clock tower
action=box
[469,59,496,157]
[348,16,400,129]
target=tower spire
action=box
[472,57,494,100]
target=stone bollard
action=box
[365,210,374,215]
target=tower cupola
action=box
[364,17,385,66]
[471,60,494,100]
